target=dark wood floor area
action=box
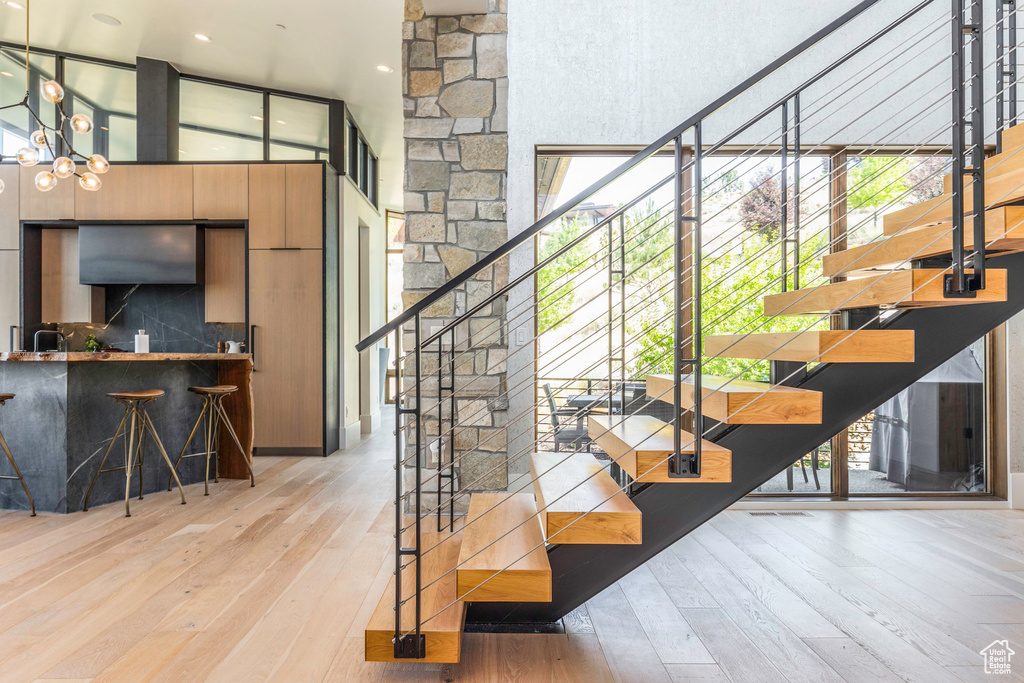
[0,416,1021,681]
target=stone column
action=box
[403,0,510,507]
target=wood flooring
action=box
[0,413,1022,682]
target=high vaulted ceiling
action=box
[0,0,405,207]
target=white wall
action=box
[339,178,387,450]
[503,0,1018,491]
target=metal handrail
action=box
[357,0,923,353]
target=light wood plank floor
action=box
[1,417,1022,682]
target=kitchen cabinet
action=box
[204,229,246,323]
[0,250,18,353]
[285,164,323,248]
[0,166,19,250]
[40,229,104,324]
[20,166,74,221]
[249,249,323,450]
[247,164,322,249]
[75,165,193,221]
[194,164,248,220]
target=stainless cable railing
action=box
[366,0,1022,658]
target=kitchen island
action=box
[0,353,253,513]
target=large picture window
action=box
[535,148,992,499]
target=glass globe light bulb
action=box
[30,129,49,149]
[86,154,110,174]
[16,147,39,167]
[0,178,5,195]
[79,172,102,192]
[70,113,93,135]
[34,171,58,193]
[41,80,64,104]
[53,156,76,179]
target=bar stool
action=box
[0,394,35,516]
[84,390,187,517]
[169,385,255,496]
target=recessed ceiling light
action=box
[179,149,187,154]
[276,120,286,125]
[6,2,25,9]
[376,64,393,73]
[92,13,121,26]
[251,115,263,121]
[192,33,212,42]
[0,71,12,78]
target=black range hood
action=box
[79,225,205,285]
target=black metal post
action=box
[781,101,789,293]
[793,93,802,291]
[692,123,703,477]
[945,0,986,298]
[997,0,1018,152]
[672,135,684,475]
[393,315,425,659]
[620,214,627,416]
[671,130,701,478]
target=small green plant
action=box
[84,334,102,353]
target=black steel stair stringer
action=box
[466,251,1024,625]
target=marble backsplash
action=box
[57,284,247,353]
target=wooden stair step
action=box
[456,493,551,603]
[762,268,1007,316]
[529,451,641,545]
[1001,120,1024,153]
[588,414,731,483]
[942,146,1024,193]
[365,532,466,663]
[645,374,822,425]
[883,167,1024,236]
[824,206,1024,277]
[703,330,915,364]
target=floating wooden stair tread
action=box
[703,330,915,364]
[762,268,1007,316]
[588,414,731,483]
[456,493,551,603]
[824,206,1024,277]
[883,167,1024,236]
[529,451,642,545]
[1003,120,1024,151]
[645,374,822,425]
[365,532,466,663]
[942,145,1024,193]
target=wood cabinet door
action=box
[40,229,104,324]
[248,165,286,249]
[0,166,19,250]
[194,165,249,219]
[285,164,323,249]
[74,165,193,221]
[0,250,18,353]
[249,249,323,449]
[204,229,246,323]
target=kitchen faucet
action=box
[34,330,66,353]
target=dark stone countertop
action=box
[0,352,252,362]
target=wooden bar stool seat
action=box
[107,389,165,400]
[169,384,255,496]
[0,394,35,516]
[84,390,186,517]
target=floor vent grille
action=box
[748,512,778,517]
[777,511,811,517]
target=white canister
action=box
[226,341,242,353]
[134,329,150,354]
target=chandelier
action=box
[0,0,109,196]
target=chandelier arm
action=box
[24,0,29,94]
